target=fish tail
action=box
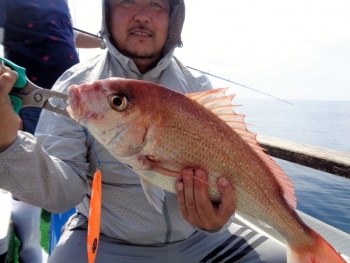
[287,227,346,263]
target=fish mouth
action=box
[66,85,77,115]
[66,84,87,123]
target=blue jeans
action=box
[19,107,42,135]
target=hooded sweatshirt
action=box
[0,0,231,244]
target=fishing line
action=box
[72,27,293,105]
[187,67,294,105]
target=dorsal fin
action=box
[211,105,241,115]
[186,87,229,103]
[203,95,236,109]
[186,89,297,209]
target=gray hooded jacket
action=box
[0,0,231,244]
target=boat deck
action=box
[235,210,350,262]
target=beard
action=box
[117,47,161,60]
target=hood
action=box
[101,0,185,57]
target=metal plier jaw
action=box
[10,80,69,117]
[1,57,69,117]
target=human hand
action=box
[176,169,236,230]
[0,65,20,152]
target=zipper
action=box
[162,196,172,243]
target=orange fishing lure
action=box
[87,170,102,263]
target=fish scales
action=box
[146,104,290,229]
[67,78,346,263]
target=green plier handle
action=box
[1,57,70,117]
[0,57,29,114]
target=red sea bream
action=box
[66,78,346,263]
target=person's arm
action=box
[0,67,90,213]
[74,30,106,49]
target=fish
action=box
[66,78,346,263]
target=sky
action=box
[177,0,350,101]
[2,0,350,101]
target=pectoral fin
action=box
[140,177,165,213]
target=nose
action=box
[133,6,151,23]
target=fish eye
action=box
[108,94,128,111]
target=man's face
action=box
[109,0,171,71]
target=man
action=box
[0,0,286,262]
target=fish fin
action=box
[186,88,229,103]
[139,177,165,213]
[189,89,297,209]
[211,105,242,115]
[287,227,346,263]
[203,95,236,110]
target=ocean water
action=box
[233,99,350,234]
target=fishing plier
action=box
[0,57,69,117]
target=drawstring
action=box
[82,129,132,169]
[82,128,131,263]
